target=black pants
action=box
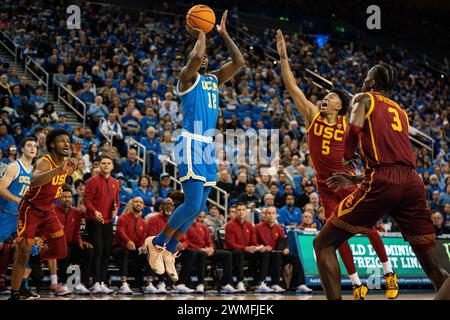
[111,247,149,288]
[86,221,113,284]
[177,249,199,286]
[230,250,270,285]
[268,252,306,288]
[57,242,93,286]
[188,249,233,287]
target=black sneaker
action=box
[19,287,40,300]
[8,290,21,300]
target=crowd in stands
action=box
[0,0,448,294]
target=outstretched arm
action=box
[276,30,318,124]
[211,10,245,86]
[342,93,371,169]
[179,26,206,92]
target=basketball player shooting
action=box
[145,10,244,282]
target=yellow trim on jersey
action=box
[342,116,347,131]
[177,73,200,96]
[204,181,217,186]
[179,136,207,183]
[44,154,57,168]
[367,117,380,163]
[337,170,376,217]
[306,112,321,133]
[365,93,375,119]
[16,203,30,239]
[402,110,410,133]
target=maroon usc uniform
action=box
[307,113,356,217]
[330,92,435,249]
[17,154,68,259]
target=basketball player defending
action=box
[276,30,398,299]
[0,137,39,299]
[314,63,449,300]
[145,10,244,282]
[9,129,81,300]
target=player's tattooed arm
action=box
[30,157,68,188]
[212,10,245,86]
[0,162,21,204]
[179,25,206,91]
[276,30,318,124]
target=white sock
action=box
[348,272,362,286]
[382,261,393,275]
[50,274,58,286]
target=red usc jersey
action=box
[21,154,68,213]
[360,92,415,170]
[307,113,350,185]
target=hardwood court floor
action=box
[0,290,435,300]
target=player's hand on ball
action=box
[276,29,287,59]
[216,10,228,36]
[186,24,204,37]
[342,157,359,171]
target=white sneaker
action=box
[157,282,168,294]
[296,284,313,293]
[271,284,286,293]
[174,284,195,293]
[221,284,238,293]
[74,284,91,295]
[143,283,158,294]
[235,282,246,293]
[50,283,72,296]
[163,250,179,282]
[90,282,103,294]
[255,282,274,293]
[100,282,114,294]
[195,284,204,293]
[145,236,165,275]
[119,282,133,295]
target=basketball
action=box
[186,5,216,33]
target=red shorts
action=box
[329,166,435,248]
[17,202,65,245]
[318,185,357,218]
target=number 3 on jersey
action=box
[388,107,402,132]
[207,92,217,109]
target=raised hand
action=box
[186,24,204,37]
[276,29,287,59]
[216,10,228,36]
[71,140,83,155]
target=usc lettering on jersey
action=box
[307,113,351,185]
[360,92,415,170]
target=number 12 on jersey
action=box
[207,93,217,109]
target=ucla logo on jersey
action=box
[18,176,30,184]
[201,80,218,92]
[52,173,68,186]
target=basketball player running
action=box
[145,10,244,281]
[314,63,449,300]
[0,137,39,299]
[276,30,398,300]
[9,129,81,300]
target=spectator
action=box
[55,186,93,295]
[29,86,47,114]
[100,113,126,157]
[440,184,450,204]
[185,212,237,293]
[40,102,59,123]
[112,197,149,294]
[268,182,285,208]
[317,207,326,229]
[53,113,73,135]
[0,73,11,96]
[88,95,109,132]
[158,173,173,199]
[255,172,272,200]
[227,205,237,221]
[160,131,174,157]
[121,147,142,181]
[308,192,321,216]
[82,143,99,173]
[116,172,132,216]
[84,155,119,294]
[139,107,159,135]
[79,82,96,104]
[132,175,155,217]
[224,203,272,293]
[0,124,15,154]
[122,100,141,138]
[431,211,450,236]
[255,206,312,292]
[297,211,318,230]
[278,194,303,228]
[237,180,259,207]
[2,144,17,165]
[141,127,161,177]
[71,159,88,182]
[216,169,235,201]
[234,171,248,196]
[158,92,179,122]
[430,191,445,212]
[205,205,226,228]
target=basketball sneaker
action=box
[221,284,238,293]
[174,284,195,293]
[50,283,72,296]
[255,282,274,293]
[385,272,399,299]
[157,282,169,294]
[271,284,285,293]
[296,284,313,293]
[162,249,179,282]
[352,284,369,300]
[20,287,40,300]
[100,282,114,294]
[143,283,158,294]
[90,282,103,294]
[145,236,165,275]
[235,281,246,293]
[73,284,91,295]
[196,284,205,293]
[118,282,133,295]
